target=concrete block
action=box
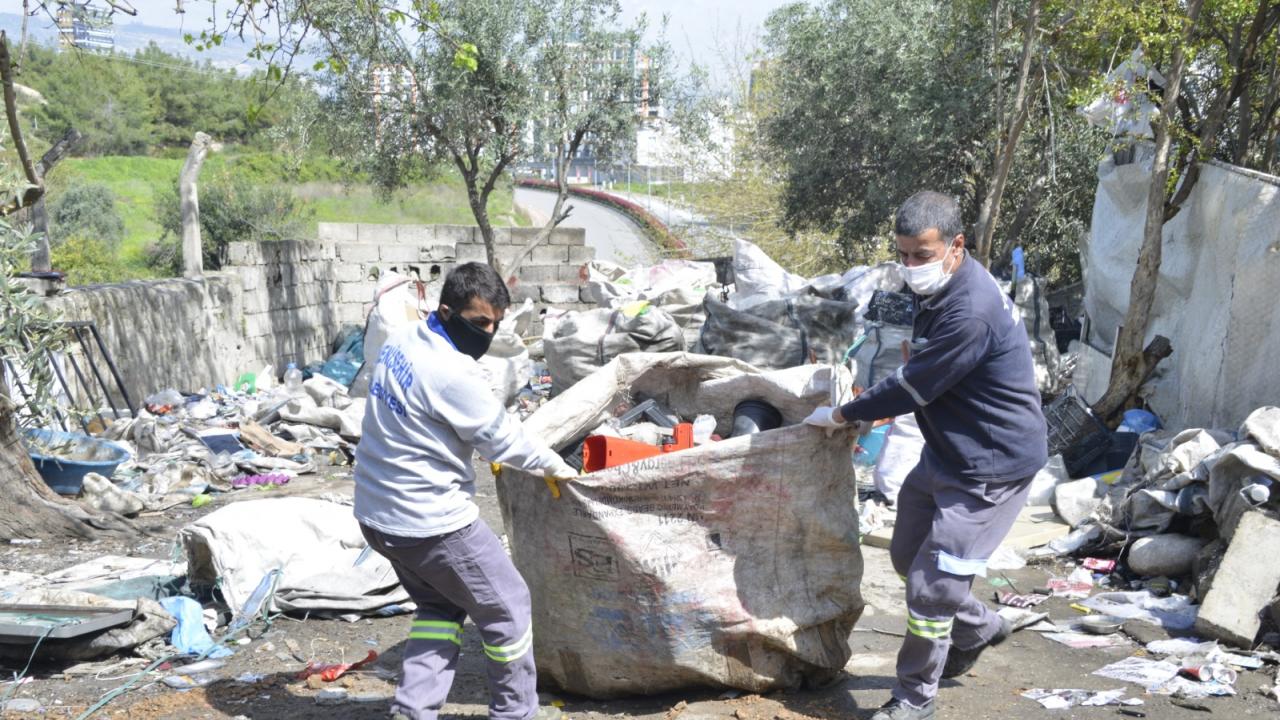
[455,243,488,263]
[395,225,435,245]
[339,281,377,304]
[489,227,514,245]
[317,243,338,260]
[317,222,359,243]
[532,244,570,264]
[510,228,541,247]
[435,225,476,245]
[242,290,269,315]
[507,283,541,305]
[338,302,367,326]
[357,224,398,244]
[419,243,458,263]
[517,265,559,284]
[568,245,595,263]
[1194,511,1280,647]
[558,264,587,284]
[339,244,380,263]
[238,266,263,292]
[541,284,581,305]
[334,263,368,284]
[550,227,587,246]
[379,244,420,263]
[225,242,251,266]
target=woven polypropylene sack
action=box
[495,353,864,698]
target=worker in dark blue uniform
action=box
[805,191,1048,720]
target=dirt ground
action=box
[2,465,1277,720]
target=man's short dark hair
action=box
[440,262,511,311]
[895,191,964,241]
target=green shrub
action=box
[148,170,313,274]
[48,183,125,248]
[50,234,131,286]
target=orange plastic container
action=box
[581,423,694,472]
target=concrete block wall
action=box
[47,223,599,400]
[52,276,248,406]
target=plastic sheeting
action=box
[180,497,410,615]
[1082,153,1280,428]
[543,305,685,395]
[699,295,860,371]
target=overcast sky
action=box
[111,0,795,88]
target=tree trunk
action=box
[0,397,134,540]
[505,134,579,279]
[974,0,1041,266]
[1092,0,1203,422]
[180,132,212,279]
[463,169,500,275]
[0,30,42,216]
[25,128,83,272]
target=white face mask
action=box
[903,247,960,296]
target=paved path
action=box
[514,187,656,266]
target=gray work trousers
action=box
[361,520,537,720]
[888,451,1032,708]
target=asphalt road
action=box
[514,187,656,266]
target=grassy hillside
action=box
[46,154,528,281]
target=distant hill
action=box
[0,10,261,72]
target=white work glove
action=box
[803,406,847,437]
[541,457,579,500]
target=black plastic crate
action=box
[1044,388,1107,458]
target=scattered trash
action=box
[157,596,232,659]
[1092,656,1181,688]
[1047,567,1095,598]
[1044,631,1131,649]
[1081,591,1198,630]
[1082,557,1117,572]
[1080,615,1126,635]
[297,650,378,682]
[162,673,218,690]
[996,606,1051,632]
[231,473,291,488]
[996,591,1047,609]
[3,699,42,713]
[1021,688,1143,710]
[315,687,350,705]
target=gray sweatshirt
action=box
[353,314,561,537]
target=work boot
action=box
[531,707,563,720]
[869,698,935,720]
[941,616,1012,679]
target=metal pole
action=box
[20,335,90,433]
[57,345,108,431]
[87,323,136,415]
[72,326,123,420]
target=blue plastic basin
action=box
[22,428,131,495]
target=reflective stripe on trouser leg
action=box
[484,626,533,663]
[906,612,952,639]
[891,458,1035,708]
[410,619,463,645]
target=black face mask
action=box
[442,310,496,360]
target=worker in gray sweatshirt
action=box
[805,192,1047,720]
[354,262,576,720]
